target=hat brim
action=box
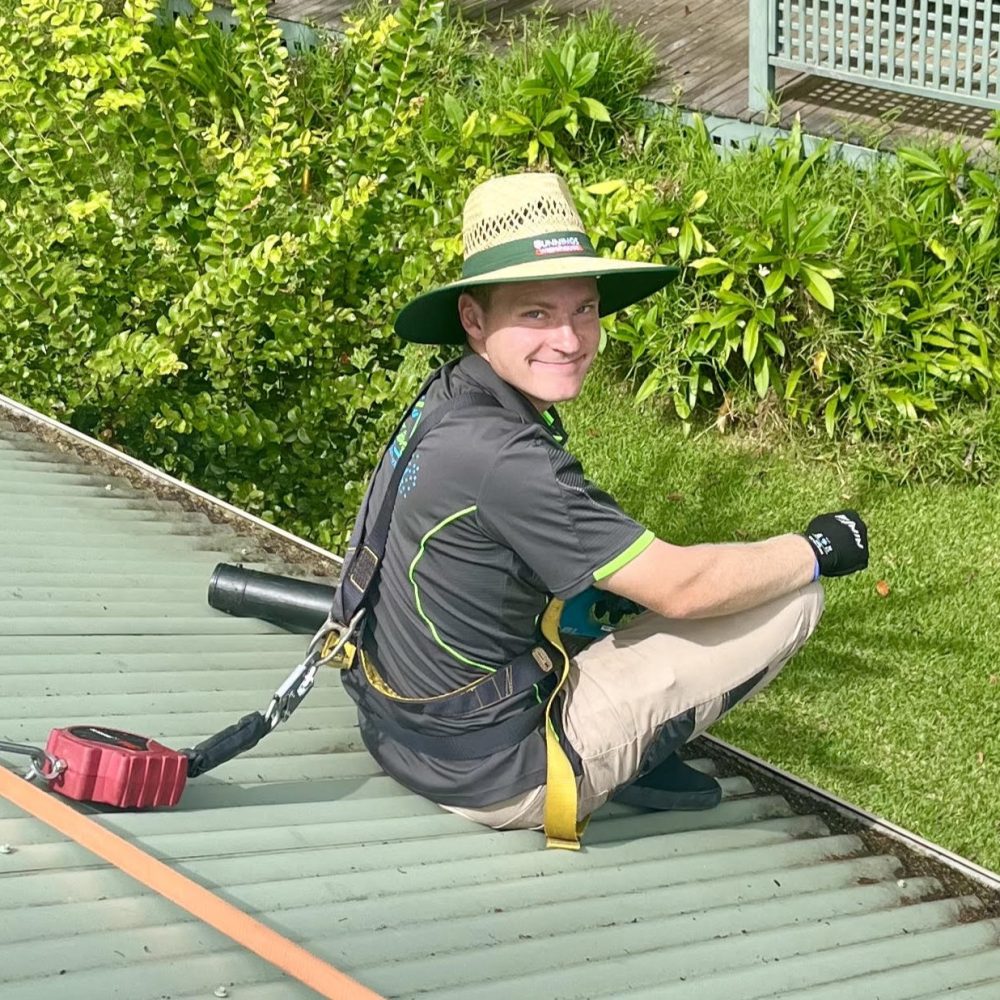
[393,256,679,345]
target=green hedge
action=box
[0,0,665,547]
[599,118,1000,466]
[1,0,999,549]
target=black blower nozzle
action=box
[207,563,336,634]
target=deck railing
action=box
[160,0,320,53]
[749,0,1000,113]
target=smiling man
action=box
[333,173,869,847]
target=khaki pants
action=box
[444,582,825,830]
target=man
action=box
[333,172,868,848]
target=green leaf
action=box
[802,267,835,310]
[504,110,534,127]
[541,107,571,127]
[762,268,785,297]
[927,237,957,269]
[573,50,599,88]
[562,42,577,81]
[635,369,661,403]
[461,109,480,140]
[897,147,942,173]
[752,353,769,397]
[810,263,843,279]
[763,330,786,357]
[824,396,839,437]
[688,189,708,212]
[742,317,759,366]
[579,97,611,123]
[781,197,796,249]
[441,92,463,130]
[542,49,567,87]
[784,363,805,400]
[518,82,552,98]
[585,178,627,196]
[690,256,729,275]
[678,221,693,262]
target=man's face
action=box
[458,277,601,411]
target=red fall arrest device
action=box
[45,726,188,808]
[1,609,356,809]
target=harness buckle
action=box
[531,646,554,672]
[310,607,365,668]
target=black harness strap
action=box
[363,700,548,760]
[336,372,575,774]
[338,387,498,620]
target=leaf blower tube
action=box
[207,563,336,633]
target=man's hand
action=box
[803,511,869,578]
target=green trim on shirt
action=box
[592,529,655,581]
[408,504,496,673]
[541,408,566,444]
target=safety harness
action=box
[324,362,588,849]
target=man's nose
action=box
[550,318,582,353]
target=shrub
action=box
[0,0,466,547]
[592,115,1000,450]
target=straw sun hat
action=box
[393,173,678,344]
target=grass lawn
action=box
[566,358,1000,873]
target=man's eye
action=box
[577,302,597,314]
[523,310,543,320]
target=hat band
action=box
[461,231,597,280]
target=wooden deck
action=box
[269,0,997,150]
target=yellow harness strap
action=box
[539,598,589,850]
[325,601,587,850]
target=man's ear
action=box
[457,292,486,344]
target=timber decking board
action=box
[268,0,995,150]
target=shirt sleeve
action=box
[475,426,654,599]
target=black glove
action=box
[803,510,869,578]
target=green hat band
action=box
[461,231,597,280]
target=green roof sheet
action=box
[2,401,1000,1000]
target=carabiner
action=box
[262,609,366,731]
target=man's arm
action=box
[597,534,816,620]
[597,511,868,620]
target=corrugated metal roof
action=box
[2,403,1000,1000]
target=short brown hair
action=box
[464,284,494,310]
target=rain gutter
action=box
[0,390,342,568]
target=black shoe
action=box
[612,753,722,811]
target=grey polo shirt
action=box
[343,352,654,806]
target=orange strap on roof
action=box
[0,765,384,1000]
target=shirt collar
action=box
[455,352,569,446]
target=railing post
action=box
[748,0,776,114]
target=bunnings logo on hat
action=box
[533,235,585,256]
